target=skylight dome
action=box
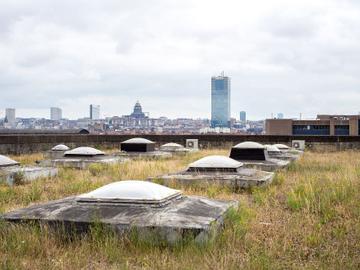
[160,143,184,151]
[64,147,105,156]
[233,141,265,149]
[274,144,290,150]
[78,180,181,203]
[189,155,243,169]
[265,145,281,153]
[230,141,267,161]
[162,143,183,148]
[122,138,154,144]
[0,155,19,167]
[51,144,70,151]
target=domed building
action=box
[150,155,274,189]
[130,101,146,118]
[2,180,237,244]
[113,101,150,129]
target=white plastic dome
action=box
[64,147,105,156]
[233,141,265,149]
[51,144,70,151]
[78,180,181,202]
[162,143,183,148]
[0,155,19,167]
[122,138,154,144]
[265,145,281,152]
[160,143,184,150]
[274,144,290,150]
[189,155,243,169]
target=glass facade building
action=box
[240,111,246,123]
[211,74,231,128]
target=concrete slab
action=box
[45,155,127,169]
[238,159,290,172]
[1,181,237,244]
[265,145,300,162]
[267,152,299,162]
[150,155,274,189]
[0,166,58,185]
[159,143,196,155]
[151,168,274,189]
[116,151,172,160]
[150,155,274,191]
[230,141,291,172]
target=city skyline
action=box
[1,1,360,120]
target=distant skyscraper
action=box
[50,107,62,121]
[5,108,16,125]
[90,104,100,120]
[240,111,246,123]
[277,113,284,119]
[211,73,231,128]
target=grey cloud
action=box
[0,0,360,119]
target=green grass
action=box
[1,150,360,269]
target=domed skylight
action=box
[233,141,264,149]
[0,155,19,167]
[160,143,184,150]
[64,147,105,156]
[189,155,243,169]
[77,180,181,203]
[274,144,290,150]
[265,145,281,152]
[122,138,154,144]
[51,144,70,151]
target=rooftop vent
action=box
[0,155,20,167]
[274,144,290,150]
[64,147,105,157]
[77,180,181,205]
[187,155,243,172]
[230,141,267,161]
[51,144,70,151]
[121,137,155,152]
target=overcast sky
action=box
[0,0,360,120]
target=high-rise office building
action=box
[240,111,246,123]
[50,107,62,121]
[90,104,100,120]
[5,108,16,125]
[211,73,231,128]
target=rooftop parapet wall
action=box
[1,134,360,154]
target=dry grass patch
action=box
[1,150,360,269]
